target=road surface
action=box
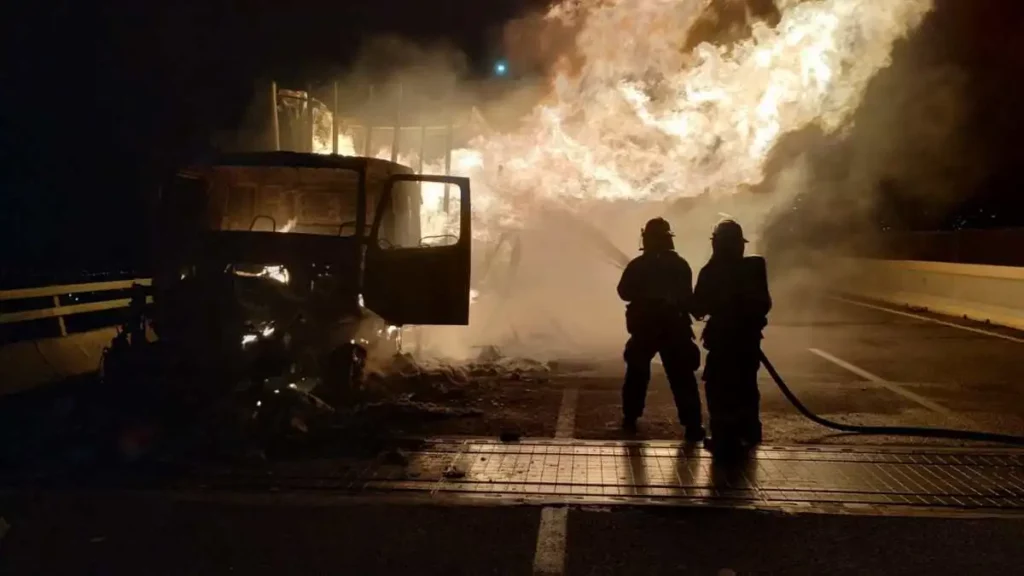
[2,491,1023,575]
[315,295,1024,444]
[2,296,1024,574]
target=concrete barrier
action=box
[838,259,1024,331]
[0,328,116,396]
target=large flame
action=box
[454,0,931,236]
[317,0,936,358]
[323,0,932,246]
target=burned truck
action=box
[144,151,471,405]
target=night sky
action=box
[2,0,1022,282]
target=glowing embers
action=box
[278,218,297,233]
[260,265,290,284]
[375,324,401,340]
[232,264,291,285]
[241,321,278,349]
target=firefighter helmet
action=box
[642,217,674,238]
[712,218,747,243]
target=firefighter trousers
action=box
[702,346,762,444]
[622,331,703,428]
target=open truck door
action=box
[364,174,472,326]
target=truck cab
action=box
[152,151,472,338]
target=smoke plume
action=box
[261,0,998,361]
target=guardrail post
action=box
[53,295,67,336]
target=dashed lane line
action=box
[532,507,568,575]
[555,388,579,439]
[532,388,578,575]
[808,347,958,418]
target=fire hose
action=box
[536,211,1024,446]
[759,351,1024,446]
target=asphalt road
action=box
[1,493,1022,575]
[5,295,1022,453]
[568,296,1024,445]
[3,297,1024,574]
[343,295,1024,445]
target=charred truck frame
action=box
[147,152,471,401]
[122,78,475,412]
[87,81,478,457]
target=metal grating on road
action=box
[194,439,1024,513]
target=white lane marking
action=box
[532,507,568,576]
[538,388,577,574]
[555,388,579,439]
[834,296,1024,344]
[808,348,957,417]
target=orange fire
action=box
[324,0,933,245]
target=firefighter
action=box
[692,219,772,452]
[617,217,705,441]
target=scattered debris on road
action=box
[443,463,467,479]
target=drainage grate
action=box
[189,439,1024,512]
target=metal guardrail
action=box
[0,279,153,336]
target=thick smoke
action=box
[288,0,987,362]
[757,0,983,295]
[419,0,943,360]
